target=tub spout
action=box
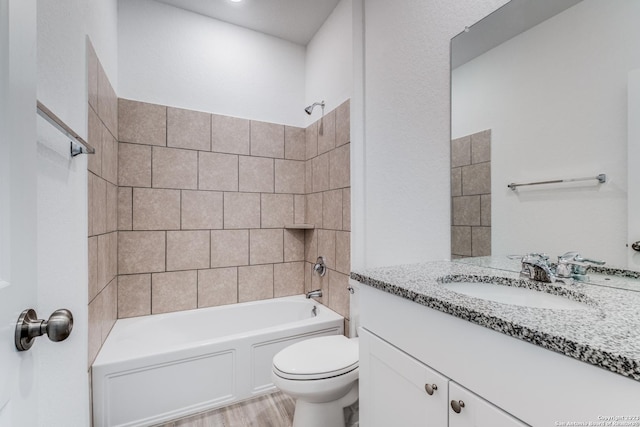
[306,289,323,299]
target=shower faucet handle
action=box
[313,256,327,277]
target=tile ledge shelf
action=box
[284,224,315,229]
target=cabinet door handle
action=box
[424,383,438,395]
[451,400,465,414]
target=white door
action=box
[628,69,640,269]
[359,328,448,427]
[0,0,39,426]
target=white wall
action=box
[305,0,353,126]
[36,0,118,425]
[352,0,507,269]
[452,0,640,267]
[118,0,306,127]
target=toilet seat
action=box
[273,335,359,380]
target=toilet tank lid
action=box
[273,335,358,376]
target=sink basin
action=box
[440,281,589,310]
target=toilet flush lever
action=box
[15,308,74,351]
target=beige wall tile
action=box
[451,226,472,257]
[451,135,471,167]
[238,264,273,302]
[461,162,490,195]
[317,229,336,270]
[223,192,260,229]
[328,270,350,318]
[335,231,350,275]
[452,195,481,226]
[118,99,166,146]
[304,229,318,263]
[102,279,118,342]
[97,234,113,292]
[305,158,313,194]
[285,126,305,160]
[342,188,351,231]
[93,176,107,235]
[152,270,198,314]
[329,143,350,190]
[294,195,305,224]
[88,294,102,366]
[275,160,305,194]
[211,229,249,268]
[88,236,98,302]
[451,167,462,197]
[305,193,322,228]
[306,193,323,228]
[212,114,250,155]
[198,268,238,308]
[181,190,223,230]
[239,156,274,193]
[335,99,350,147]
[250,229,283,265]
[118,231,165,274]
[261,194,293,228]
[88,107,102,176]
[251,121,284,158]
[481,194,492,226]
[312,153,329,193]
[97,63,117,138]
[305,121,318,160]
[87,43,98,111]
[152,146,198,189]
[106,182,118,233]
[472,226,491,257]
[198,152,238,192]
[167,107,211,151]
[88,173,94,235]
[102,125,118,185]
[274,262,304,297]
[471,129,491,164]
[118,187,133,230]
[304,261,312,294]
[133,188,181,230]
[318,110,336,155]
[119,142,151,187]
[284,229,304,262]
[323,189,343,230]
[118,274,151,318]
[167,230,210,271]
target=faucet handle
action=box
[558,252,605,266]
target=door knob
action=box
[451,399,466,414]
[424,383,438,395]
[15,308,73,351]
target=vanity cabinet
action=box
[359,328,526,427]
[355,281,640,426]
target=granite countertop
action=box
[351,260,640,381]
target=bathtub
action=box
[92,295,344,427]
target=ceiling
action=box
[155,0,340,46]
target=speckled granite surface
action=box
[351,260,640,381]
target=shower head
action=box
[304,101,325,115]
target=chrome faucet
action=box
[313,256,327,277]
[520,253,556,283]
[306,289,323,299]
[555,252,605,282]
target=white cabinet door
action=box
[359,328,448,427]
[448,381,528,427]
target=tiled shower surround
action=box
[87,38,351,365]
[116,98,350,321]
[451,129,491,258]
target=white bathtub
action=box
[92,295,344,427]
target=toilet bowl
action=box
[272,335,359,427]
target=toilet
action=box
[271,284,360,427]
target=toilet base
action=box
[292,381,359,427]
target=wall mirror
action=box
[450,0,640,287]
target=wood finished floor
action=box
[155,392,295,427]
